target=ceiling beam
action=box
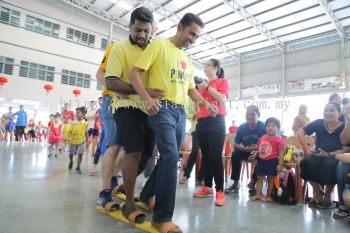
[60,0,129,32]
[143,0,241,63]
[220,0,285,52]
[315,0,345,38]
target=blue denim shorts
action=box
[100,95,118,147]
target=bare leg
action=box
[122,151,141,213]
[91,137,97,157]
[252,176,263,200]
[266,176,274,200]
[77,154,83,169]
[324,184,335,202]
[114,148,125,175]
[101,145,120,190]
[309,181,323,201]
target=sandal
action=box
[316,200,336,209]
[251,195,261,201]
[152,221,183,233]
[121,204,145,224]
[103,201,120,213]
[224,184,240,193]
[333,209,349,219]
[308,199,319,208]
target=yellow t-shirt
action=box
[134,39,195,106]
[105,38,148,111]
[62,124,71,140]
[100,42,116,97]
[69,119,88,145]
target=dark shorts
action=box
[88,128,99,137]
[256,158,278,176]
[114,107,155,155]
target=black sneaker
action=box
[110,176,119,191]
[54,153,58,158]
[75,167,82,174]
[68,161,73,170]
[98,189,119,210]
[48,153,52,157]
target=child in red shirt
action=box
[250,117,285,203]
[48,114,63,157]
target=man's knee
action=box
[107,145,121,156]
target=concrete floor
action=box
[0,141,349,233]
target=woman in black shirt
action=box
[297,102,350,208]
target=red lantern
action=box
[73,89,81,97]
[44,84,53,93]
[0,76,8,87]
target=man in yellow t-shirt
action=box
[68,107,88,174]
[130,13,218,232]
[97,7,163,222]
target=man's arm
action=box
[106,76,164,98]
[187,88,218,115]
[129,67,161,116]
[96,67,106,87]
[105,77,137,95]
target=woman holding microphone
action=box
[193,58,229,206]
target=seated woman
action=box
[333,106,350,219]
[298,102,350,208]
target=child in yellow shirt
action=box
[68,107,88,174]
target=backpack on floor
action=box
[274,168,297,205]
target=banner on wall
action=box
[242,83,280,98]
[288,76,342,93]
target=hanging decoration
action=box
[44,84,54,94]
[0,76,8,89]
[73,89,81,97]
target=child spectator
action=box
[250,117,285,202]
[27,119,36,142]
[48,114,63,157]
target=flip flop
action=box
[333,209,349,219]
[102,201,120,213]
[224,185,240,193]
[316,200,336,209]
[251,195,261,201]
[152,221,183,233]
[121,204,146,224]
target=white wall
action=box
[0,0,129,113]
